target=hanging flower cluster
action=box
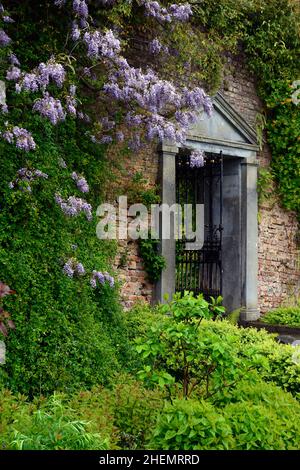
[51,0,212,147]
[63,258,85,277]
[103,59,212,145]
[190,150,205,168]
[142,1,192,23]
[83,30,121,59]
[8,167,48,192]
[33,93,66,124]
[55,194,93,220]
[149,38,168,55]
[6,57,66,92]
[90,270,115,288]
[71,171,89,193]
[1,125,36,151]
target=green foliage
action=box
[0,392,108,450]
[109,374,164,449]
[149,381,300,450]
[0,377,164,451]
[223,401,300,450]
[194,0,300,219]
[0,110,131,395]
[138,237,166,282]
[134,301,300,401]
[136,292,244,399]
[261,306,300,327]
[120,172,160,207]
[0,3,132,395]
[199,319,300,400]
[149,398,233,450]
[257,167,276,205]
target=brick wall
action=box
[221,54,300,313]
[110,142,159,309]
[111,53,300,313]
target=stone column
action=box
[155,146,177,303]
[240,158,260,320]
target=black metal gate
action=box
[175,151,223,299]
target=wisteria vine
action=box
[0,0,213,285]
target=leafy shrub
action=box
[110,374,164,449]
[149,398,233,450]
[136,293,249,399]
[224,397,300,450]
[0,378,164,451]
[149,381,300,450]
[261,307,300,328]
[0,392,108,450]
[195,319,300,399]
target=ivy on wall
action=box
[193,0,300,220]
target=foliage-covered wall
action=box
[0,0,299,396]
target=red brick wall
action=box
[221,54,300,313]
[111,53,300,312]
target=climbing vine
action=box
[194,0,300,219]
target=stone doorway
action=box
[156,93,260,321]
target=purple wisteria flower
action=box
[71,21,81,40]
[100,135,113,144]
[169,4,193,21]
[149,38,168,54]
[142,1,192,23]
[71,171,89,193]
[8,167,48,191]
[15,58,66,93]
[6,66,21,81]
[33,93,66,124]
[37,60,66,88]
[55,194,92,220]
[63,260,74,277]
[8,53,20,66]
[66,89,77,115]
[3,16,14,23]
[0,29,11,46]
[83,29,121,59]
[77,111,91,122]
[1,126,36,151]
[190,150,205,168]
[73,0,89,18]
[1,104,8,114]
[63,258,85,278]
[90,270,115,288]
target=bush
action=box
[149,381,300,450]
[261,307,300,328]
[198,320,300,400]
[110,374,164,449]
[0,391,109,450]
[149,398,233,450]
[136,292,230,398]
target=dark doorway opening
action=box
[175,151,224,299]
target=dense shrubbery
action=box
[261,306,300,327]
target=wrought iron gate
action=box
[175,151,223,299]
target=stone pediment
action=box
[186,92,259,154]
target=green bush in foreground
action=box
[261,307,300,328]
[149,380,300,450]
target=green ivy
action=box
[194,0,300,219]
[139,236,166,283]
